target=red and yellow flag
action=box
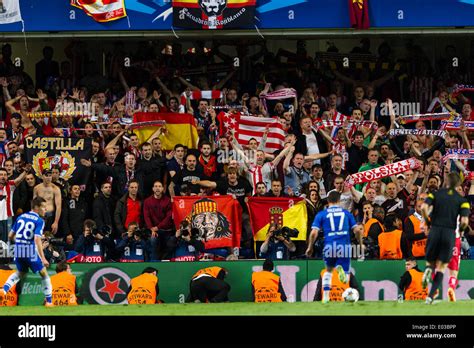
[172,196,242,249]
[133,112,199,151]
[247,197,308,242]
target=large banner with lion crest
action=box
[25,136,92,187]
[172,196,242,249]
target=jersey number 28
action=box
[16,220,36,240]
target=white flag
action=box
[0,0,22,24]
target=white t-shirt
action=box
[305,132,321,165]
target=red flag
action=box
[172,195,242,249]
[348,0,370,29]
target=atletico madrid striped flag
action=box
[218,112,286,152]
[71,0,127,22]
[247,197,308,242]
[133,112,199,151]
[172,195,242,249]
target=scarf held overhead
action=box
[389,128,446,137]
[259,88,297,112]
[345,157,421,187]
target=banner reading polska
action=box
[172,195,242,249]
[345,157,421,187]
[173,0,256,29]
[247,197,308,242]
[25,136,92,187]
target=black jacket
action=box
[137,156,166,197]
[114,193,143,235]
[294,130,329,169]
[91,163,145,198]
[60,197,89,238]
[93,193,118,238]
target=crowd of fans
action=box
[0,38,473,264]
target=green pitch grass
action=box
[1,301,473,316]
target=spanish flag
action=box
[133,112,199,151]
[247,197,307,242]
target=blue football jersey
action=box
[311,205,356,245]
[12,211,45,251]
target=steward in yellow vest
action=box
[127,267,159,305]
[251,259,286,303]
[51,262,78,306]
[0,265,18,306]
[188,266,230,303]
[399,257,428,300]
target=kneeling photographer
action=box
[259,223,298,260]
[167,220,205,261]
[73,219,115,263]
[41,232,67,264]
[116,222,150,262]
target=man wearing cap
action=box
[33,169,62,235]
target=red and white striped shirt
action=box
[0,180,16,220]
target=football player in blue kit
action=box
[1,197,54,306]
[306,191,364,303]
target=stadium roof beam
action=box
[2,28,474,39]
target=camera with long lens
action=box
[273,226,299,240]
[133,228,152,239]
[92,225,112,238]
[179,220,199,238]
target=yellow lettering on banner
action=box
[27,137,85,151]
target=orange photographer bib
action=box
[251,271,282,303]
[51,272,78,306]
[0,269,18,306]
[405,269,428,301]
[127,273,158,305]
[320,269,349,302]
[192,267,223,280]
[378,229,403,259]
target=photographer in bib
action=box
[259,223,298,260]
[167,220,205,261]
[72,219,115,263]
[115,222,150,262]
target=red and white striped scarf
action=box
[179,90,223,113]
[345,158,421,187]
[399,111,453,124]
[441,120,474,131]
[259,88,297,112]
